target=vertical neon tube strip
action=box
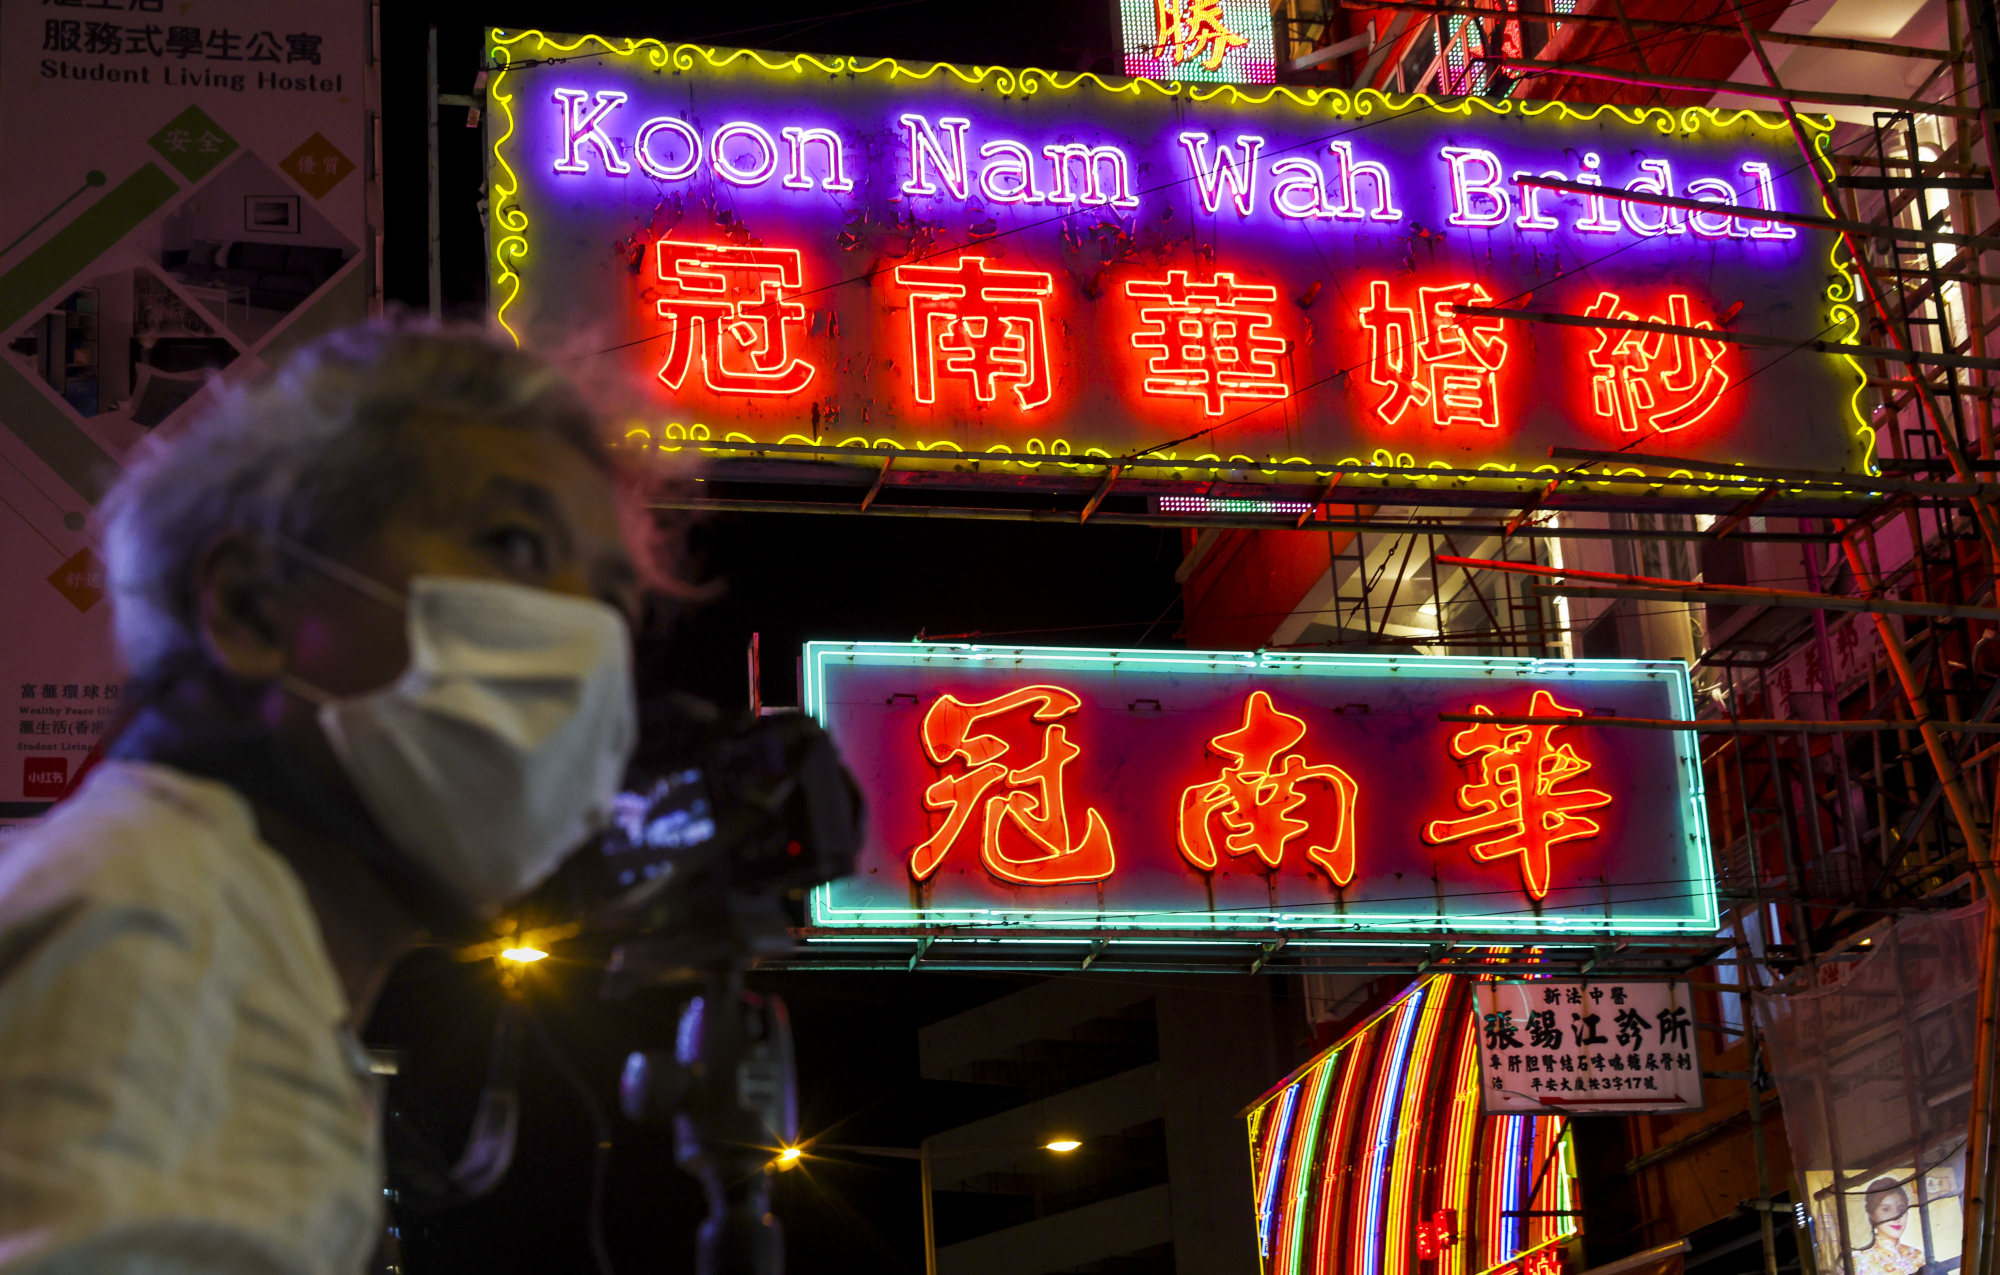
[1477,1113,1512,1269]
[1259,1084,1304,1261]
[1500,1115,1528,1261]
[1312,1045,1371,1275]
[1354,986,1427,1275]
[1437,1002,1482,1275]
[1276,1060,1338,1275]
[1383,979,1451,1275]
[1527,1117,1566,1252]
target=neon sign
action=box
[804,643,1717,941]
[1122,0,1276,84]
[1246,975,1579,1275]
[491,31,1870,487]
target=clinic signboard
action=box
[486,30,1869,492]
[802,643,1718,941]
[1474,979,1704,1114]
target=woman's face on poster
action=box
[1871,1190,1910,1239]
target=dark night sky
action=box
[364,4,1201,1270]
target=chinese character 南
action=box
[1614,1006,1651,1047]
[1423,688,1612,899]
[1358,279,1511,430]
[654,241,816,397]
[1124,271,1289,415]
[1150,0,1250,73]
[896,257,1053,410]
[910,685,1116,885]
[1483,1010,1522,1051]
[1527,1008,1563,1050]
[1176,690,1360,885]
[1582,291,1733,435]
[1656,1005,1693,1049]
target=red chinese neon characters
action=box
[1414,1209,1459,1260]
[895,257,1054,410]
[1126,271,1290,415]
[1358,280,1511,430]
[1178,691,1361,885]
[1152,0,1250,73]
[1423,689,1612,900]
[653,240,816,396]
[1582,291,1733,434]
[911,686,1116,885]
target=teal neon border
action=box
[803,642,1720,943]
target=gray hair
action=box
[102,320,608,685]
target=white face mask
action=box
[286,570,637,916]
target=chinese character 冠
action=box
[1582,291,1732,435]
[896,257,1053,410]
[1176,690,1360,885]
[654,240,816,397]
[1125,271,1290,415]
[1422,688,1612,899]
[1358,279,1510,430]
[1152,0,1250,73]
[911,685,1116,885]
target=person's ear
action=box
[192,535,292,682]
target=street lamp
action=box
[800,1134,1087,1275]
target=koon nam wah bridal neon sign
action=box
[490,31,1870,482]
[803,644,1718,940]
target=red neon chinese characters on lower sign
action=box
[1178,691,1360,886]
[1358,280,1510,430]
[1125,271,1290,415]
[1423,689,1611,899]
[1582,291,1732,434]
[654,240,815,396]
[895,257,1054,410]
[911,686,1116,885]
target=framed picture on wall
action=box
[243,195,300,234]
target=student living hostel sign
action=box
[487,30,1869,489]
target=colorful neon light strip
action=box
[1245,975,1580,1275]
[486,28,1875,483]
[1156,495,1317,515]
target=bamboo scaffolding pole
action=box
[1333,0,1957,60]
[1436,554,2000,617]
[1454,302,2000,374]
[1512,174,2000,249]
[1501,58,1986,118]
[1436,712,2000,733]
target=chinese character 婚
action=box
[1177,690,1359,885]
[1358,279,1512,431]
[910,686,1116,885]
[1423,689,1611,899]
[1124,271,1289,415]
[654,241,816,397]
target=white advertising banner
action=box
[0,0,375,825]
[1474,980,1704,1114]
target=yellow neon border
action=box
[488,28,1873,488]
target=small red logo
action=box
[23,757,68,800]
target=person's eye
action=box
[483,525,550,576]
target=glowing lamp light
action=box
[776,1147,803,1166]
[499,947,548,963]
[1044,1138,1083,1153]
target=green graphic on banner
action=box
[146,106,238,182]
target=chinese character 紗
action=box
[910,685,1116,885]
[653,241,817,398]
[1422,688,1612,899]
[1150,0,1249,73]
[1582,291,1733,435]
[1176,690,1359,885]
[1124,270,1289,415]
[1358,279,1511,431]
[895,256,1053,410]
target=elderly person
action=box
[0,323,643,1273]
